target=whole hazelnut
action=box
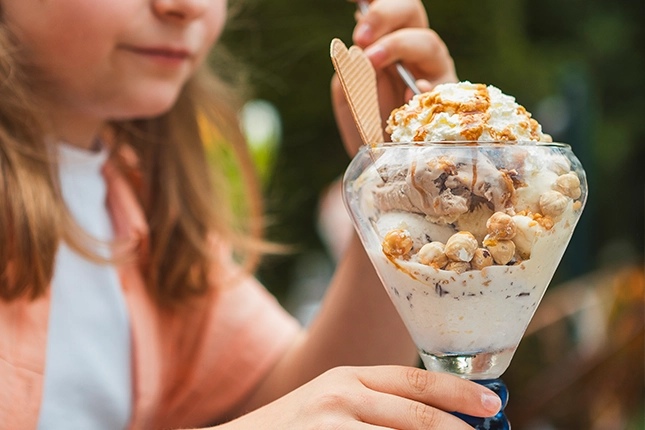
[445,232,478,262]
[471,248,494,270]
[487,240,516,265]
[382,229,413,258]
[486,212,517,240]
[554,172,581,199]
[539,190,569,218]
[418,242,449,269]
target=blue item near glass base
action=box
[452,379,510,429]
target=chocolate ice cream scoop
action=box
[372,150,514,222]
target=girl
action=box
[0,0,501,429]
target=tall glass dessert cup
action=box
[343,141,587,429]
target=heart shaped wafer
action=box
[330,38,383,146]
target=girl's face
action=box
[3,0,227,121]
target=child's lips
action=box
[121,45,193,65]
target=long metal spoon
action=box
[356,0,422,96]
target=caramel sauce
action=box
[384,253,419,281]
[529,118,540,140]
[404,85,493,142]
[458,84,491,141]
[409,160,427,200]
[389,84,546,143]
[499,170,516,207]
[471,156,478,191]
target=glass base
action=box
[418,348,515,379]
[453,379,510,429]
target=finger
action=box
[356,391,479,430]
[416,79,433,92]
[356,366,502,417]
[353,0,428,48]
[341,423,394,430]
[363,28,457,83]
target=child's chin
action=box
[113,100,178,121]
[114,87,186,120]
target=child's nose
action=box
[153,0,209,22]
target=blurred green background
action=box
[217,0,644,428]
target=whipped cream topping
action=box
[386,82,551,143]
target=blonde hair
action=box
[0,26,264,305]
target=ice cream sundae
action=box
[343,81,587,378]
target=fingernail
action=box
[364,44,386,67]
[481,393,502,413]
[354,23,373,45]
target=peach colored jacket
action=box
[0,162,300,430]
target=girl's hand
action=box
[223,366,500,429]
[332,0,457,156]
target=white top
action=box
[37,144,132,430]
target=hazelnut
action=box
[539,190,568,218]
[445,231,478,262]
[445,261,471,274]
[486,212,517,240]
[549,153,571,175]
[418,242,449,269]
[471,248,494,270]
[487,240,516,265]
[554,172,581,199]
[382,229,413,258]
